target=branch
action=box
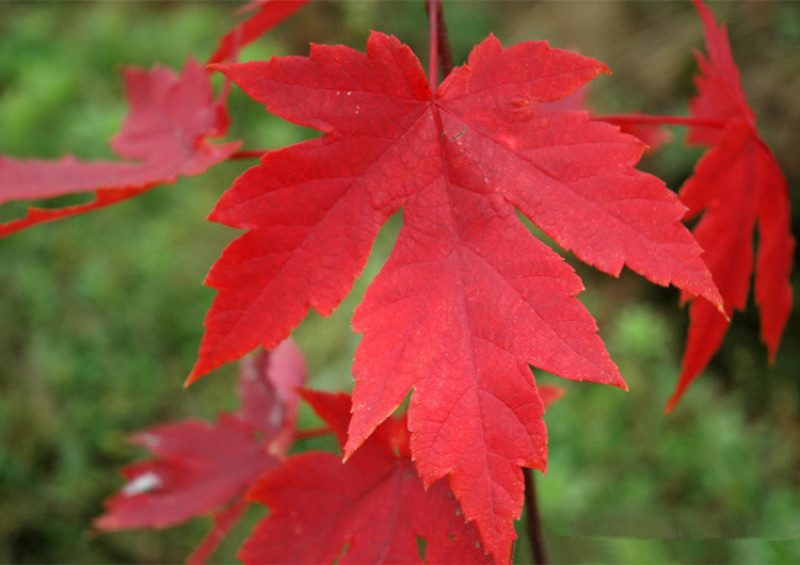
[596,113,728,129]
[524,467,548,565]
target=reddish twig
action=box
[596,114,728,129]
[427,0,439,93]
[294,426,332,440]
[229,149,269,160]
[425,0,454,88]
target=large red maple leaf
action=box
[0,59,239,237]
[240,389,489,564]
[666,1,795,411]
[96,340,305,564]
[194,33,721,560]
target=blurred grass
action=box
[0,1,798,563]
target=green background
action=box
[1,1,799,563]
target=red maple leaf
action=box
[240,389,489,564]
[95,415,279,531]
[96,340,305,563]
[666,1,795,411]
[193,33,721,560]
[208,0,310,64]
[0,59,239,238]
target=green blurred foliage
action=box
[0,1,798,563]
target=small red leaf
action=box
[0,59,239,237]
[667,1,794,411]
[239,390,489,564]
[95,415,278,531]
[208,0,310,64]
